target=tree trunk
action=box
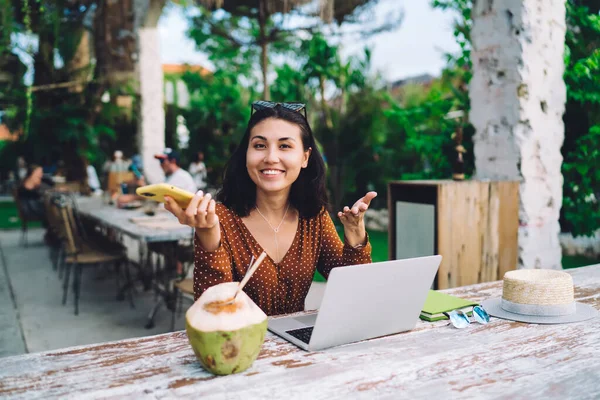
[33,29,55,108]
[319,75,333,129]
[95,0,136,85]
[470,0,566,270]
[258,0,270,100]
[67,30,91,94]
[135,0,167,184]
[339,72,347,116]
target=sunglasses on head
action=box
[251,100,307,119]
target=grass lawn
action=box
[312,226,600,281]
[313,227,389,282]
[0,201,42,230]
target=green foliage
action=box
[385,0,474,183]
[301,32,341,90]
[182,3,468,209]
[566,49,600,104]
[330,86,390,208]
[384,73,473,181]
[561,1,600,236]
[374,1,474,182]
[0,0,15,54]
[187,4,301,98]
[303,36,386,209]
[188,7,261,81]
[271,63,314,103]
[22,90,119,167]
[0,1,27,135]
[431,0,472,78]
[562,126,600,236]
[180,68,251,185]
[0,0,135,179]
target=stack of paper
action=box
[420,290,479,322]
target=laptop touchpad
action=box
[294,314,318,327]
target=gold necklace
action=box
[255,203,290,262]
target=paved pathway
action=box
[0,231,26,357]
[0,228,186,356]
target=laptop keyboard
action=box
[286,326,314,344]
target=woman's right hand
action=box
[164,191,219,231]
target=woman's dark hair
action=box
[217,105,328,218]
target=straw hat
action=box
[481,269,598,324]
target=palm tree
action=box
[196,0,382,100]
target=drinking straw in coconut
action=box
[230,252,267,303]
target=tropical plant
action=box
[301,32,341,129]
[188,0,402,99]
[562,126,600,237]
[270,63,315,104]
[179,67,251,186]
[302,36,388,210]
[561,1,600,236]
[0,0,141,180]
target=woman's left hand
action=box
[337,191,377,246]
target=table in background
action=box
[75,196,194,328]
[75,196,193,244]
[2,264,599,399]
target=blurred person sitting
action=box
[189,151,208,191]
[102,150,128,188]
[109,150,130,173]
[86,161,102,195]
[41,156,58,176]
[116,148,197,209]
[17,164,54,227]
[16,156,27,180]
[131,153,143,173]
[115,165,147,208]
[152,148,197,279]
[106,150,135,198]
[154,148,196,193]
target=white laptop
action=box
[268,255,442,351]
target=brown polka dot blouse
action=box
[194,203,372,316]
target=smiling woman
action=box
[164,102,377,316]
[246,120,311,204]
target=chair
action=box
[43,191,67,272]
[56,195,133,315]
[169,243,196,330]
[144,241,179,329]
[54,181,83,194]
[11,184,43,247]
[144,238,196,330]
[171,278,195,331]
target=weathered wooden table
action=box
[1,264,599,399]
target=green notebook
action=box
[420,290,479,322]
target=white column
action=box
[138,27,165,184]
[469,0,567,269]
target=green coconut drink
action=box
[185,282,268,375]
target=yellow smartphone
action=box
[136,183,195,208]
